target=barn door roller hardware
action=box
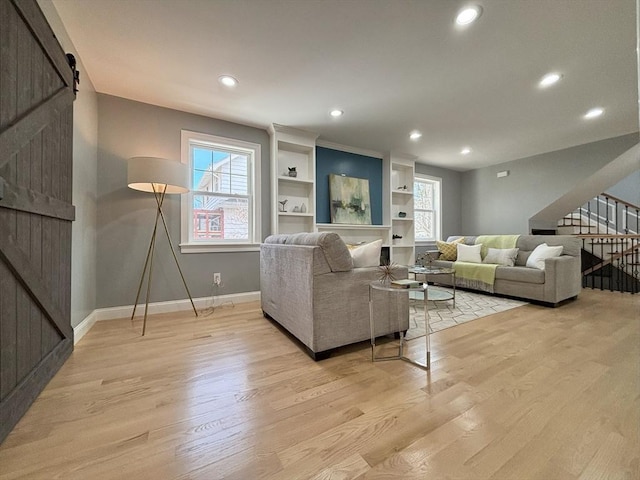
[66,53,80,95]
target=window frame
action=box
[180,130,261,253]
[413,173,442,244]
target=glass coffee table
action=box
[408,266,456,307]
[369,281,430,370]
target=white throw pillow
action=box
[457,243,482,263]
[349,239,382,267]
[483,247,519,267]
[526,243,563,270]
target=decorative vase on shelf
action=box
[287,166,297,178]
[300,203,307,213]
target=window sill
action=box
[179,243,261,254]
[416,240,437,247]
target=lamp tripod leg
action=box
[142,225,157,336]
[131,204,161,323]
[156,200,198,317]
[131,186,196,336]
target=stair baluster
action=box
[560,192,639,294]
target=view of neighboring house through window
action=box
[181,130,261,250]
[414,174,441,242]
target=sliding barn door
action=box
[0,0,75,443]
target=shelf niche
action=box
[269,124,319,235]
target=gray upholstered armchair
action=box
[260,232,409,360]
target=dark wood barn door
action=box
[0,0,75,443]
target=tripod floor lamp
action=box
[128,156,198,335]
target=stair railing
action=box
[576,234,640,293]
[561,193,640,294]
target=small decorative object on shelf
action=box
[287,166,297,177]
[293,206,300,212]
[397,185,408,191]
[377,262,399,283]
[278,199,288,212]
[398,211,407,218]
[392,234,403,239]
[300,203,307,213]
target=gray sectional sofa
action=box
[424,235,582,306]
[260,232,409,360]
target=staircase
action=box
[558,192,640,293]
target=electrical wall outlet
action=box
[213,273,221,286]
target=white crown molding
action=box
[268,123,319,141]
[316,139,385,159]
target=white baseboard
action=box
[73,291,260,344]
[73,310,98,345]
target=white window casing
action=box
[414,174,442,243]
[180,130,261,253]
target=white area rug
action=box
[406,289,527,338]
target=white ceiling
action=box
[51,0,639,171]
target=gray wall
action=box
[414,163,462,257]
[460,133,639,235]
[33,2,640,313]
[40,0,99,328]
[608,170,640,206]
[97,95,270,309]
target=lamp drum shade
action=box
[128,156,189,194]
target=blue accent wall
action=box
[316,147,383,224]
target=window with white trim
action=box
[180,130,261,252]
[414,174,441,242]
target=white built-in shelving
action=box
[269,124,319,235]
[269,127,416,266]
[385,153,416,266]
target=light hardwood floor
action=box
[0,289,638,479]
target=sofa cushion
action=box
[516,235,580,257]
[437,237,465,260]
[281,232,354,272]
[447,235,477,245]
[348,239,383,267]
[495,266,545,284]
[483,247,519,267]
[526,243,563,270]
[457,243,482,263]
[263,234,289,244]
[515,250,532,266]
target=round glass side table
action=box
[408,266,456,308]
[368,281,430,370]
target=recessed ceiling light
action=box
[461,147,472,155]
[455,5,482,26]
[584,107,604,119]
[218,75,238,87]
[539,72,562,87]
[409,131,422,140]
[330,109,344,118]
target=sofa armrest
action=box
[312,266,410,351]
[543,255,581,303]
[260,244,317,347]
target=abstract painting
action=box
[329,174,372,224]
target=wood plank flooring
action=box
[0,288,638,479]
